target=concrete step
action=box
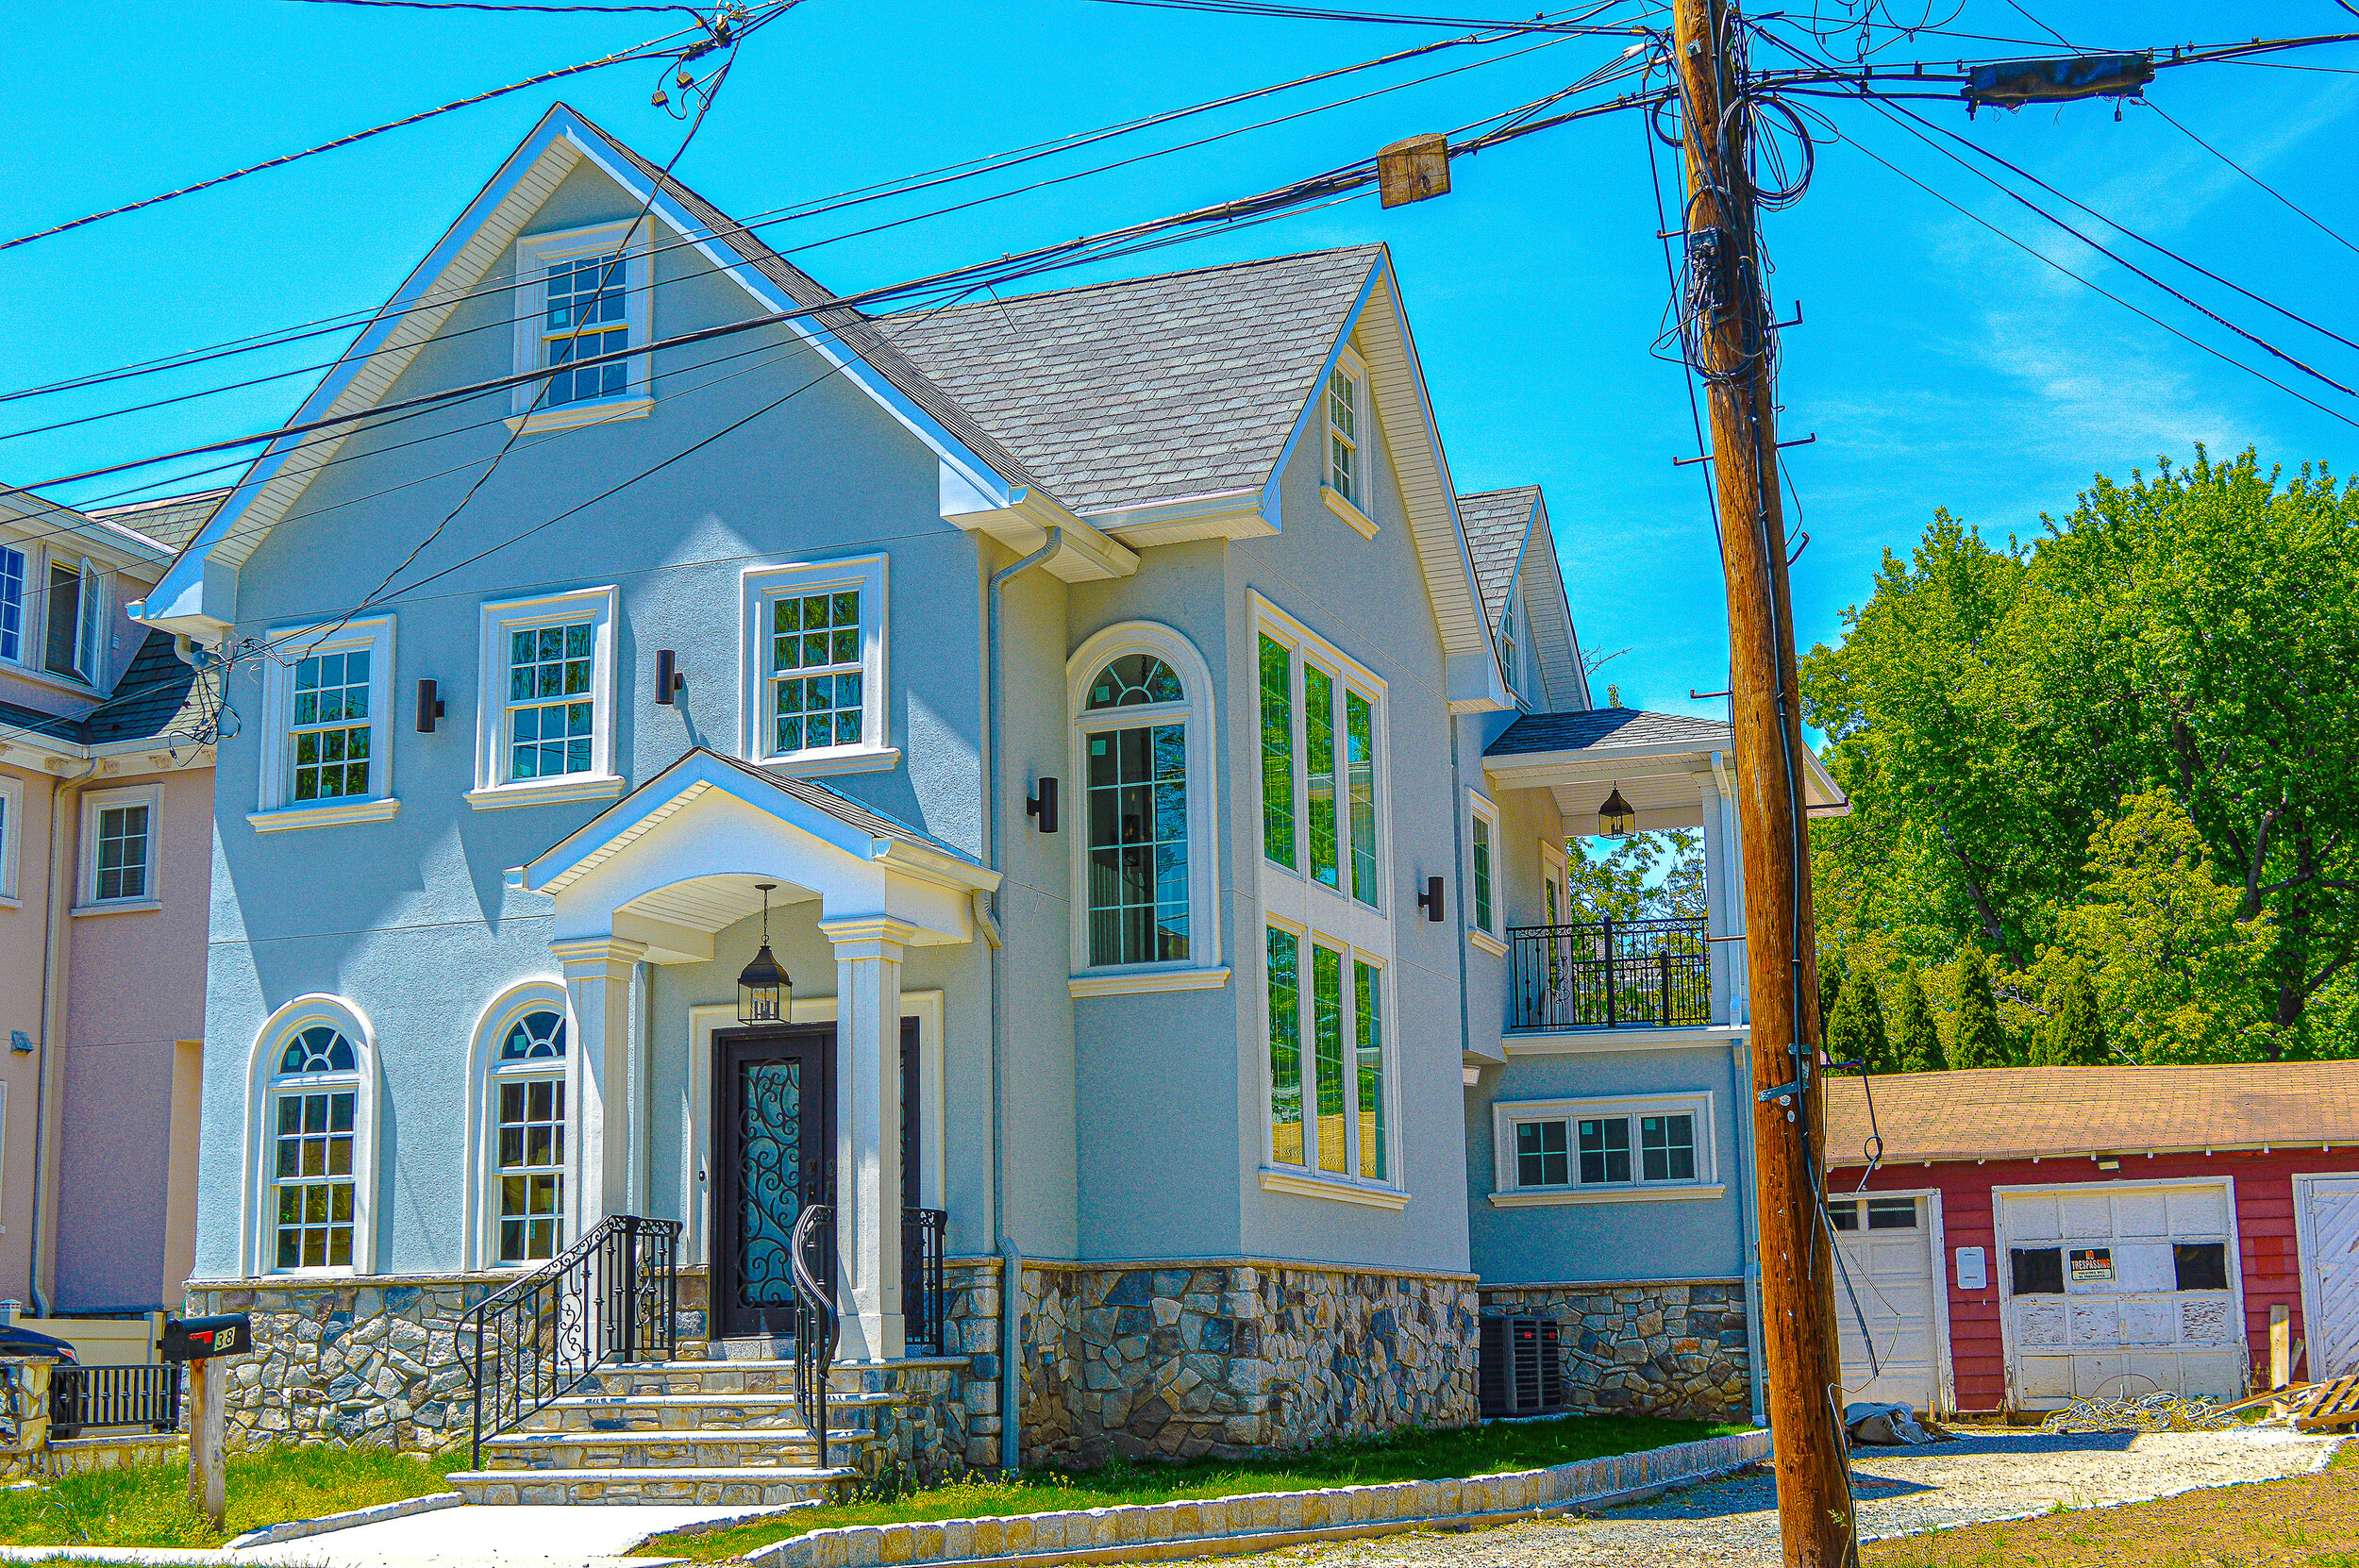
[477,1426,876,1471]
[522,1389,897,1433]
[450,1464,856,1507]
[577,1358,869,1398]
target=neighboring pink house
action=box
[0,486,223,1316]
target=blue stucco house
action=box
[129,104,1833,1498]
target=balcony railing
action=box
[1510,916,1711,1030]
[903,1208,947,1355]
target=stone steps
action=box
[571,1357,878,1399]
[528,1390,895,1432]
[448,1464,856,1507]
[477,1426,876,1471]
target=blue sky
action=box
[3,0,2353,719]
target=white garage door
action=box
[1833,1193,1940,1413]
[2000,1182,2244,1409]
[2299,1176,2359,1379]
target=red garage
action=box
[1823,1062,2359,1416]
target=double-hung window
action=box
[0,775,21,904]
[510,222,652,432]
[1264,924,1393,1190]
[79,785,159,909]
[491,1008,567,1262]
[254,618,397,830]
[43,557,100,683]
[742,556,891,772]
[1257,606,1385,911]
[1493,1093,1717,1204]
[269,1026,359,1270]
[1466,792,1504,954]
[0,543,23,663]
[1327,351,1364,510]
[471,588,621,809]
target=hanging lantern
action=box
[736,882,792,1025]
[1598,788,1636,838]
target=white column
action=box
[821,916,915,1363]
[1704,752,1749,1026]
[552,935,647,1237]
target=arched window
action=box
[1067,625,1221,986]
[246,996,377,1276]
[467,984,572,1268]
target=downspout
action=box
[1711,752,1766,1426]
[32,760,98,1317]
[985,528,1060,1475]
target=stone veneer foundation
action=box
[1477,1278,1754,1421]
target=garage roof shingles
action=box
[881,246,1383,517]
[1824,1061,2359,1166]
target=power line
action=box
[282,0,706,11]
[1083,0,1651,30]
[2146,99,2359,259]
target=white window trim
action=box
[461,980,573,1272]
[76,782,159,911]
[0,774,21,908]
[241,994,381,1277]
[1498,574,1524,699]
[509,221,655,435]
[1257,919,1406,1205]
[1253,594,1392,958]
[468,585,625,811]
[1491,1091,1719,1207]
[249,617,400,832]
[1319,346,1376,538]
[1539,839,1567,931]
[1467,790,1506,955]
[739,554,897,776]
[1065,620,1223,985]
[0,539,25,668]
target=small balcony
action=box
[1509,916,1711,1031]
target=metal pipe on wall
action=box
[31,760,97,1316]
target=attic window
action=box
[510,222,653,432]
[1327,351,1364,509]
[1498,591,1519,692]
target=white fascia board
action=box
[1802,744,1849,814]
[1485,747,1717,784]
[938,470,1138,581]
[0,492,170,573]
[521,752,883,892]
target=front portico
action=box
[510,747,999,1362]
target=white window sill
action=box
[1319,485,1379,540]
[0,895,20,911]
[750,745,901,779]
[1488,1184,1728,1209]
[247,798,401,833]
[504,396,653,436]
[1258,1168,1410,1209]
[466,775,627,811]
[3,663,99,699]
[1069,966,1231,999]
[71,898,161,918]
[1467,926,1509,959]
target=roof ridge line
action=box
[878,242,1388,316]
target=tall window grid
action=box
[95,804,149,901]
[1082,654,1189,967]
[291,650,371,803]
[772,589,863,753]
[1265,926,1389,1183]
[271,1026,357,1270]
[543,255,629,407]
[1304,664,1338,889]
[0,543,22,662]
[1258,631,1380,911]
[1258,635,1295,868]
[508,623,594,779]
[1327,359,1362,509]
[1471,808,1496,933]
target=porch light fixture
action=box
[1598,787,1636,838]
[737,882,793,1025]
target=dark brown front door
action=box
[712,1026,833,1340]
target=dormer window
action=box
[510,222,653,434]
[1498,592,1518,693]
[1327,352,1363,509]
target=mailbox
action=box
[162,1313,252,1363]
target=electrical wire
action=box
[1083,0,1652,31]
[282,0,705,11]
[2146,99,2359,259]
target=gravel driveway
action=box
[1213,1428,2338,1567]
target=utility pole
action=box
[1666,2,1851,1564]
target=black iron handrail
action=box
[789,1204,839,1470]
[1510,916,1711,1029]
[467,1213,679,1466]
[48,1363,181,1439]
[903,1208,947,1355]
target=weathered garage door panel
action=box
[1835,1193,1941,1412]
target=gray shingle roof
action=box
[1458,486,1538,632]
[1487,707,1733,758]
[88,490,232,554]
[880,247,1384,516]
[4,630,218,750]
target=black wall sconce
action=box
[1027,777,1060,833]
[1416,876,1446,922]
[415,679,444,734]
[655,649,685,705]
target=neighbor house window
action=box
[1265,925,1394,1189]
[254,619,396,830]
[1495,1093,1717,1198]
[270,1025,358,1270]
[510,222,651,428]
[493,1009,567,1262]
[1257,604,1384,911]
[44,558,100,682]
[0,775,20,902]
[742,556,889,770]
[471,587,620,808]
[0,543,23,663]
[1327,353,1363,509]
[80,785,159,907]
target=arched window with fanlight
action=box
[1066,625,1220,988]
[467,983,572,1267]
[245,996,379,1276]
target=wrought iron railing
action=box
[467,1213,679,1466]
[903,1208,947,1355]
[1510,916,1711,1029]
[48,1363,181,1439]
[789,1204,839,1469]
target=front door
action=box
[713,1026,834,1340]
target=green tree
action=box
[1949,949,2013,1068]
[1891,965,1945,1073]
[1828,967,1889,1074]
[1818,947,1847,1049]
[2056,790,2274,1064]
[1564,830,1703,926]
[2029,958,2108,1066]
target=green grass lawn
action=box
[651,1414,1749,1562]
[0,1443,463,1550]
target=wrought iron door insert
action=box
[713,1026,834,1340]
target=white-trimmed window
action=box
[0,543,24,664]
[1256,601,1386,913]
[740,556,893,774]
[510,222,653,433]
[1263,922,1397,1200]
[253,618,397,831]
[1327,349,1364,509]
[1491,1093,1719,1206]
[43,557,101,684]
[246,995,378,1275]
[1067,623,1223,990]
[1467,792,1504,954]
[78,784,158,909]
[470,587,622,809]
[463,984,574,1269]
[1497,586,1520,695]
[0,774,21,905]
